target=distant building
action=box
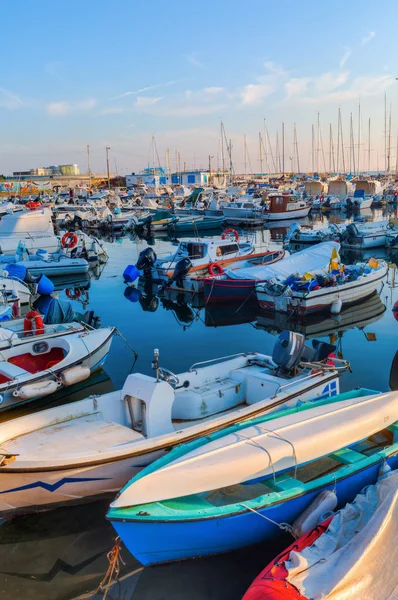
[13,164,80,178]
[126,167,222,189]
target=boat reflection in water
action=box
[0,500,141,600]
[256,293,386,341]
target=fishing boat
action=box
[223,200,266,225]
[0,324,114,411]
[385,217,398,248]
[340,220,388,249]
[284,222,344,245]
[160,248,285,295]
[0,332,347,515]
[107,388,398,565]
[167,215,225,234]
[256,249,387,316]
[243,468,398,600]
[125,231,255,287]
[264,194,310,221]
[204,242,337,305]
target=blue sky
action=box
[1,0,398,174]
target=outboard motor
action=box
[272,331,306,372]
[272,331,336,373]
[159,257,192,291]
[136,247,157,279]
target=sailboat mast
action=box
[311,124,315,173]
[244,134,247,175]
[317,112,320,172]
[294,123,300,173]
[336,109,340,173]
[357,101,361,176]
[264,119,276,172]
[221,120,225,176]
[259,132,263,175]
[388,104,392,176]
[282,122,285,176]
[368,118,371,174]
[340,110,346,173]
[384,93,387,174]
[276,131,280,172]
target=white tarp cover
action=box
[286,469,398,599]
[226,241,340,281]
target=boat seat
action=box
[330,448,365,464]
[388,423,398,443]
[0,361,29,378]
[267,474,304,493]
[172,377,245,421]
[233,368,281,405]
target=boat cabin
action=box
[177,239,240,260]
[354,180,382,196]
[268,194,306,213]
[0,208,55,235]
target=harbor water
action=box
[2,207,398,600]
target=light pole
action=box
[208,155,214,185]
[106,146,111,189]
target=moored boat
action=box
[107,387,398,565]
[243,467,398,600]
[264,194,310,221]
[0,324,114,411]
[0,332,347,515]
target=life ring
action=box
[24,311,45,337]
[208,262,224,276]
[66,288,81,300]
[221,228,239,242]
[26,201,41,210]
[61,232,79,249]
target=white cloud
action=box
[135,96,163,107]
[186,53,206,69]
[340,47,351,68]
[204,87,225,94]
[111,81,179,101]
[263,61,286,76]
[285,73,394,105]
[285,77,311,98]
[361,31,375,45]
[0,88,23,110]
[46,98,96,116]
[240,84,274,105]
[185,90,193,99]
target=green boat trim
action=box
[108,388,387,522]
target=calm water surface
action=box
[2,207,398,600]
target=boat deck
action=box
[3,414,143,461]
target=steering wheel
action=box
[158,367,180,387]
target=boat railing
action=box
[189,352,255,373]
[271,360,350,399]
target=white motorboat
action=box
[340,220,388,249]
[344,180,383,210]
[256,251,387,316]
[0,208,60,255]
[0,332,347,515]
[264,194,311,221]
[0,324,114,411]
[284,222,344,245]
[223,199,265,224]
[1,250,89,277]
[0,273,32,305]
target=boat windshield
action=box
[179,242,206,259]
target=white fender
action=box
[13,379,60,400]
[59,365,90,387]
[293,490,338,538]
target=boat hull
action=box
[257,266,387,315]
[0,375,340,514]
[109,452,398,566]
[265,207,311,221]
